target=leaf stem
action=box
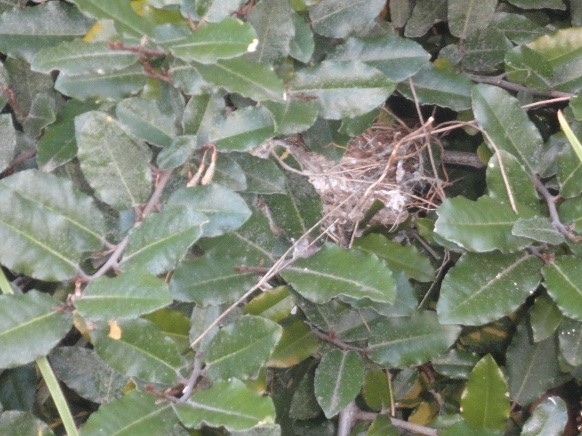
[467,73,573,99]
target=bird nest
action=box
[271,116,443,245]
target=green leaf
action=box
[157,135,200,170]
[231,154,285,194]
[362,369,390,411]
[434,196,530,253]
[353,234,435,282]
[432,349,480,380]
[505,45,554,92]
[309,0,385,38]
[404,0,447,38]
[0,291,71,369]
[287,60,396,120]
[70,0,155,37]
[93,318,185,384]
[167,184,251,237]
[0,62,8,112]
[120,205,207,274]
[263,99,319,135]
[329,35,430,82]
[75,111,152,210]
[204,316,282,381]
[556,143,582,198]
[493,12,548,45]
[266,319,319,368]
[460,354,509,430]
[81,391,178,435]
[247,0,294,63]
[472,84,544,174]
[31,40,139,75]
[542,256,582,321]
[0,114,16,173]
[281,243,397,304]
[0,2,94,61]
[559,196,582,231]
[191,57,285,102]
[529,293,563,343]
[55,64,148,101]
[558,317,582,367]
[184,0,245,23]
[0,170,105,281]
[437,252,542,325]
[143,309,191,353]
[314,350,364,418]
[0,411,54,436]
[174,379,276,431]
[506,320,561,406]
[558,110,582,164]
[512,217,565,245]
[49,346,128,404]
[506,0,565,9]
[461,27,512,73]
[167,18,257,63]
[23,93,56,138]
[367,415,399,436]
[290,364,320,420]
[447,0,496,40]
[521,396,568,436]
[115,97,177,148]
[397,64,472,111]
[368,312,461,368]
[244,286,294,322]
[75,272,172,321]
[289,13,314,63]
[209,106,275,152]
[0,366,36,411]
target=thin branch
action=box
[88,237,129,280]
[142,168,173,217]
[178,352,204,403]
[308,324,368,355]
[337,401,357,436]
[467,73,573,99]
[353,410,439,436]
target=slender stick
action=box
[467,73,573,99]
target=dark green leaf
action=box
[288,60,396,120]
[0,2,93,61]
[231,154,285,194]
[353,234,434,282]
[23,93,56,138]
[472,84,544,174]
[0,114,16,173]
[81,391,178,435]
[205,316,282,381]
[169,59,213,95]
[93,318,185,384]
[493,12,548,45]
[404,0,447,38]
[209,106,275,152]
[542,256,582,321]
[529,293,563,343]
[75,111,152,210]
[0,170,105,281]
[49,346,128,404]
[75,272,172,321]
[31,40,139,75]
[143,309,191,353]
[447,0,496,40]
[521,396,568,436]
[559,196,582,231]
[290,364,320,420]
[506,0,566,9]
[157,135,200,170]
[0,62,8,112]
[0,411,53,436]
[314,350,364,418]
[267,319,319,368]
[289,13,314,63]
[248,0,294,63]
[512,217,565,245]
[367,415,399,436]
[558,317,582,367]
[244,286,294,322]
[462,27,512,73]
[432,349,480,380]
[182,92,226,144]
[281,243,397,304]
[330,35,430,82]
[434,196,530,253]
[263,99,319,135]
[0,291,71,369]
[0,365,36,411]
[168,18,257,63]
[437,252,542,325]
[556,137,582,198]
[116,97,176,148]
[174,379,276,431]
[460,354,509,430]
[309,0,385,38]
[505,45,554,92]
[362,369,390,411]
[368,312,461,368]
[184,0,244,23]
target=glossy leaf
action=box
[506,321,561,406]
[244,286,293,322]
[460,354,509,430]
[247,0,294,63]
[75,111,152,210]
[557,317,582,367]
[493,12,548,45]
[559,196,582,231]
[0,170,105,281]
[75,272,172,321]
[437,252,542,325]
[521,396,568,436]
[309,0,385,38]
[120,205,207,274]
[0,291,71,369]
[330,35,430,82]
[434,196,530,253]
[49,346,128,404]
[93,318,185,384]
[472,84,544,174]
[168,18,257,64]
[368,312,461,368]
[267,319,319,368]
[281,243,397,304]
[191,57,285,102]
[432,349,480,380]
[314,350,364,418]
[556,137,582,199]
[263,99,319,135]
[505,45,554,92]
[542,256,582,321]
[81,391,178,435]
[174,379,276,431]
[448,0,496,40]
[0,1,93,61]
[362,369,390,411]
[231,153,285,194]
[167,184,251,237]
[204,316,282,381]
[0,114,16,173]
[353,233,434,282]
[31,40,139,75]
[529,293,563,343]
[287,60,396,120]
[368,415,399,436]
[115,97,176,148]
[157,136,200,170]
[209,106,275,152]
[143,309,191,353]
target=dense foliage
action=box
[0,0,581,434]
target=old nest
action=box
[273,116,445,245]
